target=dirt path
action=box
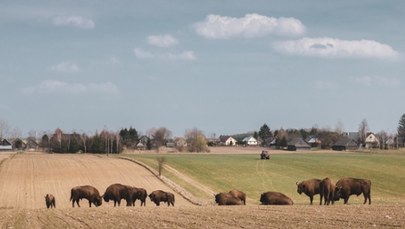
[0,153,192,209]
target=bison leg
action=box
[76,200,81,207]
[309,196,314,205]
[364,192,371,205]
[89,200,92,207]
[343,197,349,204]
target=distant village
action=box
[1,120,404,153]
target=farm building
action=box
[306,136,321,148]
[287,138,311,151]
[0,139,12,151]
[332,137,358,151]
[242,136,258,146]
[365,133,380,149]
[219,135,237,146]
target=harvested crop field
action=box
[0,152,404,228]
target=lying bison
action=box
[102,183,132,207]
[129,187,147,207]
[260,191,294,205]
[45,193,56,209]
[149,190,175,206]
[229,190,246,205]
[320,177,335,205]
[214,192,244,205]
[335,177,371,204]
[70,185,102,208]
[296,178,321,205]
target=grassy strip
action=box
[126,151,405,204]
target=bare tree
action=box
[335,120,345,135]
[358,119,369,146]
[150,127,172,152]
[185,128,209,152]
[0,120,10,139]
[156,156,166,176]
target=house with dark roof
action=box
[219,135,237,146]
[332,137,358,151]
[0,139,12,151]
[287,138,311,151]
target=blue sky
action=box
[0,0,404,137]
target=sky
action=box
[0,0,404,137]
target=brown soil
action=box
[0,152,404,229]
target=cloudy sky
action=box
[0,0,404,137]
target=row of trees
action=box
[1,114,405,153]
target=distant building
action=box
[0,139,12,151]
[242,136,258,146]
[365,133,380,149]
[287,138,311,151]
[332,137,358,151]
[219,135,237,146]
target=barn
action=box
[0,139,12,151]
[287,138,311,151]
[332,137,358,151]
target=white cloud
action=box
[351,76,400,87]
[52,15,95,29]
[147,34,179,48]
[134,48,196,61]
[194,13,305,39]
[22,80,119,95]
[51,62,80,73]
[273,37,400,59]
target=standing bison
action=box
[149,190,175,206]
[70,185,102,208]
[320,177,335,205]
[45,193,56,208]
[229,190,246,205]
[260,151,270,160]
[335,177,371,204]
[214,192,244,205]
[260,191,294,205]
[102,183,132,207]
[129,187,148,207]
[296,179,321,205]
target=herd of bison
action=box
[44,177,371,209]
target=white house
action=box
[219,136,237,146]
[365,133,380,149]
[242,136,258,146]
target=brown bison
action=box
[320,177,335,205]
[70,185,102,208]
[149,190,175,206]
[129,187,147,207]
[296,178,321,205]
[260,191,294,205]
[214,192,244,205]
[260,151,270,160]
[102,183,132,207]
[45,193,56,208]
[335,177,371,204]
[229,190,246,205]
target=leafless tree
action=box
[185,128,209,152]
[0,120,10,139]
[358,119,369,145]
[149,127,172,152]
[156,156,166,176]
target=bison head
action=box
[334,186,342,200]
[296,182,304,194]
[259,193,265,204]
[94,196,103,207]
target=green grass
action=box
[124,151,405,204]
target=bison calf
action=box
[45,193,56,209]
[129,187,147,207]
[296,178,321,205]
[149,190,175,206]
[228,190,246,205]
[70,185,102,208]
[260,191,294,205]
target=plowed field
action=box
[0,152,404,229]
